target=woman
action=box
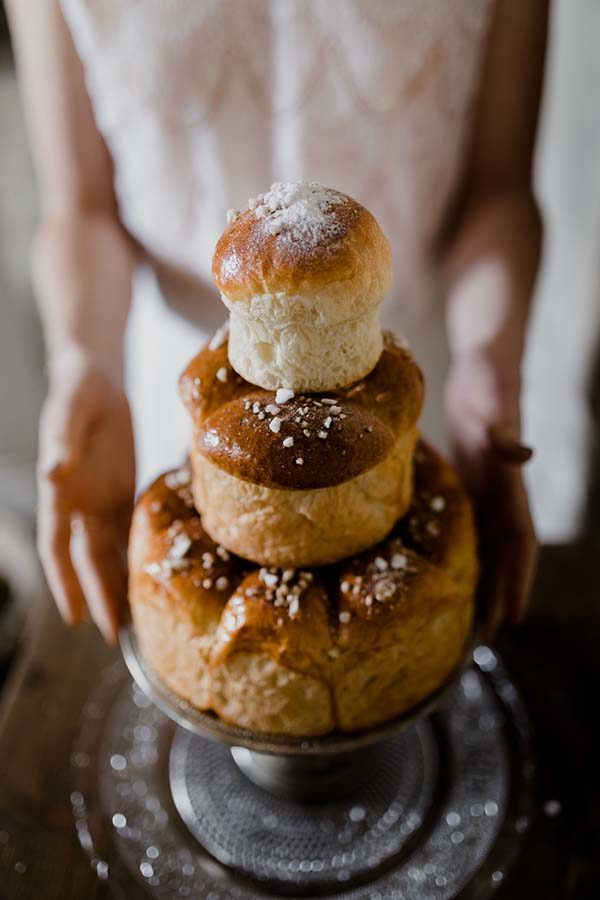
[6,0,546,642]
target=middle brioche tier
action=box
[179,330,424,567]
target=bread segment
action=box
[128,442,477,736]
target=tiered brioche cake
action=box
[129,442,477,735]
[128,181,478,736]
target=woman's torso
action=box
[60,0,492,472]
[60,0,491,314]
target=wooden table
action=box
[0,539,599,900]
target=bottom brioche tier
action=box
[128,441,478,736]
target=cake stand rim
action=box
[119,620,481,756]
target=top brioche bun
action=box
[212,182,392,392]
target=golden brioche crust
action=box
[199,393,393,490]
[179,330,424,564]
[189,429,418,568]
[129,441,478,736]
[179,330,424,490]
[212,185,392,306]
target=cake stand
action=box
[69,624,534,900]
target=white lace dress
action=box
[59,0,494,484]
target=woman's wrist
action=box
[33,212,133,391]
[446,349,523,436]
[46,340,125,390]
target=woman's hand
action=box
[37,353,135,642]
[7,0,138,643]
[445,353,538,637]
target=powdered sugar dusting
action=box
[248,181,347,247]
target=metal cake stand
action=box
[119,624,478,800]
[69,622,535,900]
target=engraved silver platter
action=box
[71,628,534,900]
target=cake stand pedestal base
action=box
[71,645,534,899]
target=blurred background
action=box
[0,3,600,898]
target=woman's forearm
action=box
[441,188,542,399]
[440,188,542,629]
[33,212,136,384]
[7,0,135,383]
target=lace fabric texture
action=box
[60,0,491,299]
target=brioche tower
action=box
[129,182,477,736]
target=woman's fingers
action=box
[487,425,533,465]
[70,515,127,644]
[505,534,538,624]
[37,487,86,625]
[476,464,538,636]
[482,574,506,641]
[448,399,538,635]
[497,466,538,624]
[37,496,130,642]
[476,510,506,640]
[35,375,135,643]
[482,527,537,633]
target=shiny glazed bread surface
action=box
[128,441,477,736]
